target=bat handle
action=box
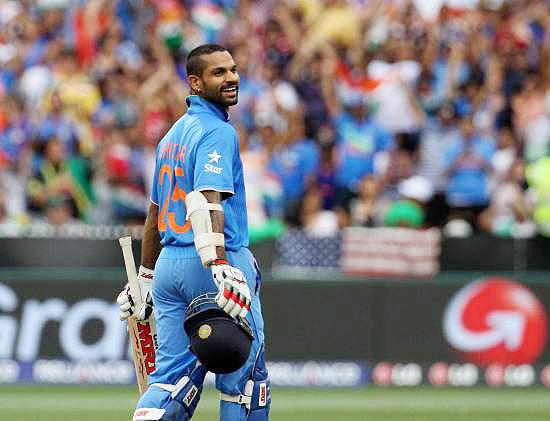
[119,236,143,310]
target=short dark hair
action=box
[186,44,229,77]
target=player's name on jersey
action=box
[159,142,186,163]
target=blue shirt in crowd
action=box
[268,138,320,201]
[37,116,80,156]
[0,118,32,163]
[443,135,495,206]
[333,112,393,190]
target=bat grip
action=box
[119,236,143,310]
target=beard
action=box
[201,82,239,107]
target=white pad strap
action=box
[220,380,254,409]
[151,375,190,398]
[151,382,176,392]
[220,392,252,408]
[185,191,225,266]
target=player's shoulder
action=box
[156,131,171,151]
[162,113,205,146]
[201,119,238,143]
[204,119,237,135]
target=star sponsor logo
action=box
[208,150,222,164]
[204,163,223,174]
[205,150,223,174]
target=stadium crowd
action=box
[0,0,549,240]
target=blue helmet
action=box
[184,293,253,374]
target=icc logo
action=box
[443,277,548,365]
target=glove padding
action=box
[116,266,154,320]
[211,262,251,318]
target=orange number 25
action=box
[158,164,191,234]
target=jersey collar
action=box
[186,95,229,122]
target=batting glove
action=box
[116,266,154,321]
[210,259,251,318]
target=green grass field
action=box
[0,386,549,421]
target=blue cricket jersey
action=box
[268,138,320,201]
[334,112,393,189]
[151,95,249,251]
[443,135,495,206]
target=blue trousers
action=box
[136,246,267,420]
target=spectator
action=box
[350,175,381,227]
[44,194,82,226]
[101,130,147,225]
[512,76,550,162]
[0,0,546,238]
[384,133,417,191]
[384,175,434,229]
[0,190,21,236]
[443,116,495,229]
[27,138,94,221]
[490,127,519,190]
[230,44,264,131]
[315,125,338,211]
[255,59,300,127]
[36,90,81,156]
[239,120,285,242]
[0,95,32,221]
[267,108,320,223]
[332,93,393,205]
[0,96,33,164]
[367,48,426,135]
[480,160,535,238]
[287,47,331,138]
[252,111,284,219]
[320,59,394,207]
[417,102,459,226]
[299,184,339,238]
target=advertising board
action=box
[0,274,548,386]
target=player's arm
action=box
[200,190,226,261]
[141,202,162,269]
[117,202,160,321]
[185,188,251,318]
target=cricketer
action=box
[117,44,270,421]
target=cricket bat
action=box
[119,236,158,395]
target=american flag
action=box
[273,228,440,279]
[341,227,441,278]
[274,230,340,278]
